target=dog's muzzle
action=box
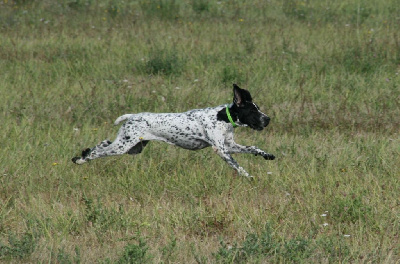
[251,116,270,131]
[262,116,270,127]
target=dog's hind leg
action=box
[127,140,149,155]
[72,137,144,164]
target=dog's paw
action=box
[263,153,275,160]
[72,148,91,164]
[72,156,88,165]
[72,156,81,164]
[247,175,255,181]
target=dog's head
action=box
[231,84,270,131]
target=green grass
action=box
[1,0,399,262]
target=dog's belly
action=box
[152,136,210,150]
[171,139,210,150]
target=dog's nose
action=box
[263,116,270,127]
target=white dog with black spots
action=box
[72,84,275,178]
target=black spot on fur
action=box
[82,148,91,158]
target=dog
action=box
[72,84,275,178]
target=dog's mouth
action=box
[250,124,264,131]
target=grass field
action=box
[1,0,399,263]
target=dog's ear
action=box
[233,84,252,106]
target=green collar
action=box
[226,105,237,128]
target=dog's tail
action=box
[114,114,133,126]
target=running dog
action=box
[72,84,275,178]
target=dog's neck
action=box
[217,104,239,126]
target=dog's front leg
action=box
[227,143,275,160]
[212,146,252,178]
